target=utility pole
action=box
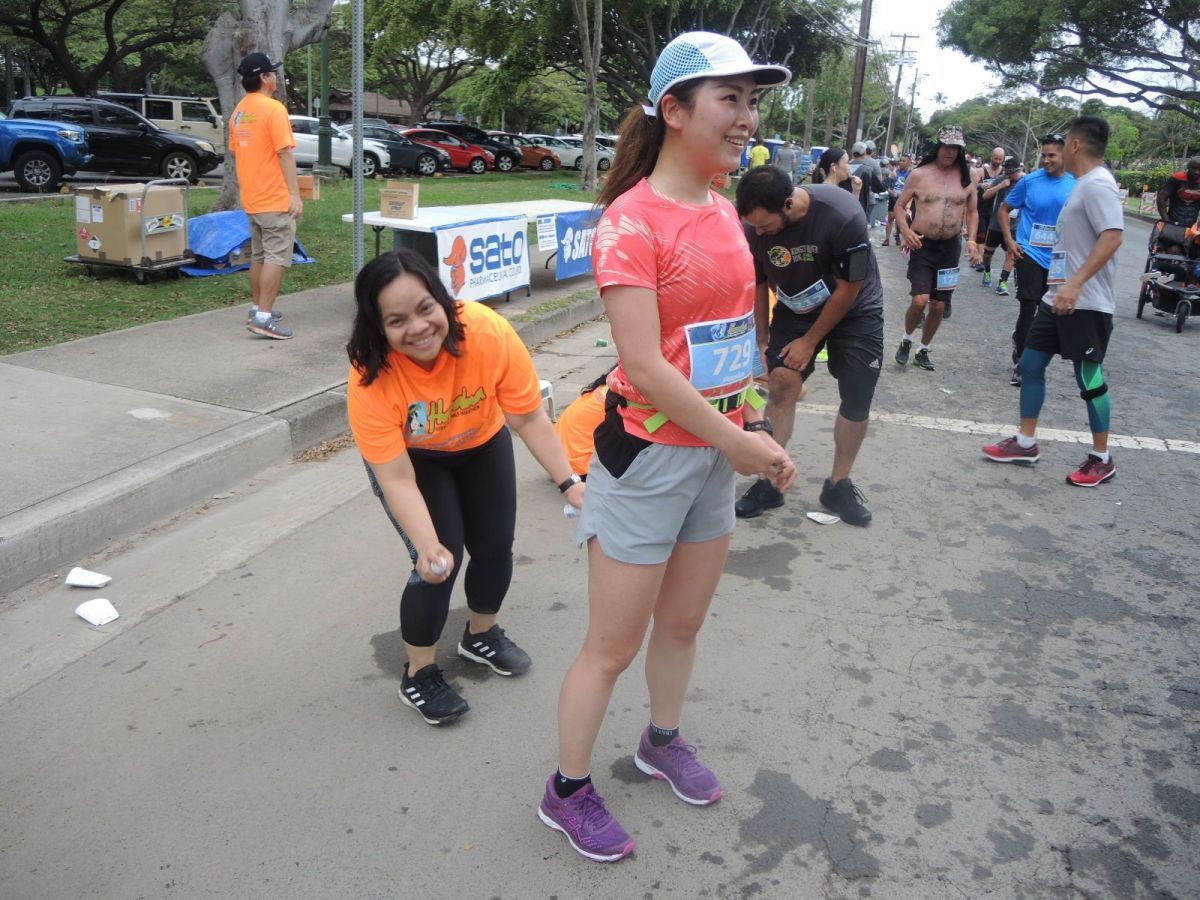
[902,70,920,153]
[884,33,918,157]
[846,0,874,146]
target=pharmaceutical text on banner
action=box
[433,215,530,302]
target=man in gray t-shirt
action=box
[983,116,1125,488]
[773,140,800,183]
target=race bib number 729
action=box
[684,312,757,393]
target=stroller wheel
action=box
[1175,300,1189,333]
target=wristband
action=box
[557,473,582,493]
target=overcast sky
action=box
[869,0,998,117]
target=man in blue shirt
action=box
[998,135,1075,386]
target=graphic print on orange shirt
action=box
[405,385,488,440]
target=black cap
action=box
[238,52,282,77]
[1002,156,1021,171]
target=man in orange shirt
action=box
[230,52,303,339]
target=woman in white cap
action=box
[537,31,796,862]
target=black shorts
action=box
[907,236,961,302]
[1015,256,1049,304]
[975,201,994,243]
[887,197,897,212]
[766,306,883,422]
[984,228,1006,250]
[1024,303,1113,363]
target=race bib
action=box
[777,278,831,314]
[1030,222,1059,247]
[684,312,757,393]
[1047,250,1067,285]
[936,267,960,290]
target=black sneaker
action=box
[458,624,532,676]
[1009,364,1021,387]
[894,338,912,366]
[912,348,935,370]
[400,663,469,725]
[735,478,785,519]
[819,478,872,527]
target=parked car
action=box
[98,92,223,145]
[486,131,560,170]
[418,120,520,173]
[402,128,494,174]
[9,96,221,182]
[0,109,92,191]
[522,134,584,170]
[559,135,614,170]
[287,115,390,178]
[341,123,451,176]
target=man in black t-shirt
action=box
[734,165,884,526]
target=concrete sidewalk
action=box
[0,252,604,595]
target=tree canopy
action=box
[938,0,1200,124]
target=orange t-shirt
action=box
[554,386,606,475]
[229,92,294,214]
[348,301,544,463]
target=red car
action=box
[402,128,494,174]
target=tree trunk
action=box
[572,0,602,193]
[823,108,834,146]
[802,78,815,151]
[201,0,335,211]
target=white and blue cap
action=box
[643,32,791,116]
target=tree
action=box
[571,0,602,191]
[0,0,219,95]
[938,0,1200,124]
[201,0,335,210]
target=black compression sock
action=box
[554,771,591,798]
[1000,271,1010,282]
[649,722,680,747]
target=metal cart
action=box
[63,178,195,284]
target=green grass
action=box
[0,172,597,355]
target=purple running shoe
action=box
[634,729,723,806]
[537,775,635,862]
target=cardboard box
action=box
[227,239,254,269]
[380,181,419,219]
[73,183,187,265]
[298,173,320,201]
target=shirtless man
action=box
[973,147,1006,271]
[893,126,982,371]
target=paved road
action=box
[1,218,1196,898]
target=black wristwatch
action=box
[558,473,583,493]
[744,418,774,436]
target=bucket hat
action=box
[936,125,966,147]
[644,32,791,116]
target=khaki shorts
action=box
[248,212,296,267]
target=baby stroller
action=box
[1138,221,1200,333]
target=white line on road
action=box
[795,403,1200,454]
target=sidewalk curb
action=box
[0,292,605,595]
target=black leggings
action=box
[366,427,517,647]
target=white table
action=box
[343,199,596,257]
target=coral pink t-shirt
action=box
[593,179,757,446]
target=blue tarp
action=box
[181,210,315,277]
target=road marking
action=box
[795,404,1200,454]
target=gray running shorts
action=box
[577,441,736,565]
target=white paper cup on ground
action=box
[76,598,119,626]
[65,567,112,588]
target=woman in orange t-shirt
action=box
[553,366,615,477]
[346,249,583,726]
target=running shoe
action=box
[973,263,986,272]
[399,663,469,725]
[735,478,784,519]
[538,776,635,862]
[1067,454,1115,487]
[247,316,294,340]
[982,271,992,287]
[458,624,531,676]
[894,338,912,366]
[634,729,723,806]
[982,436,1040,464]
[1009,364,1021,387]
[816,346,829,362]
[881,238,890,247]
[819,477,872,526]
[994,282,1009,296]
[912,348,935,370]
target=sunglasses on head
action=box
[1042,133,1064,144]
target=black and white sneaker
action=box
[458,624,532,676]
[819,477,872,527]
[399,663,469,725]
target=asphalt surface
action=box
[0,216,1197,899]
